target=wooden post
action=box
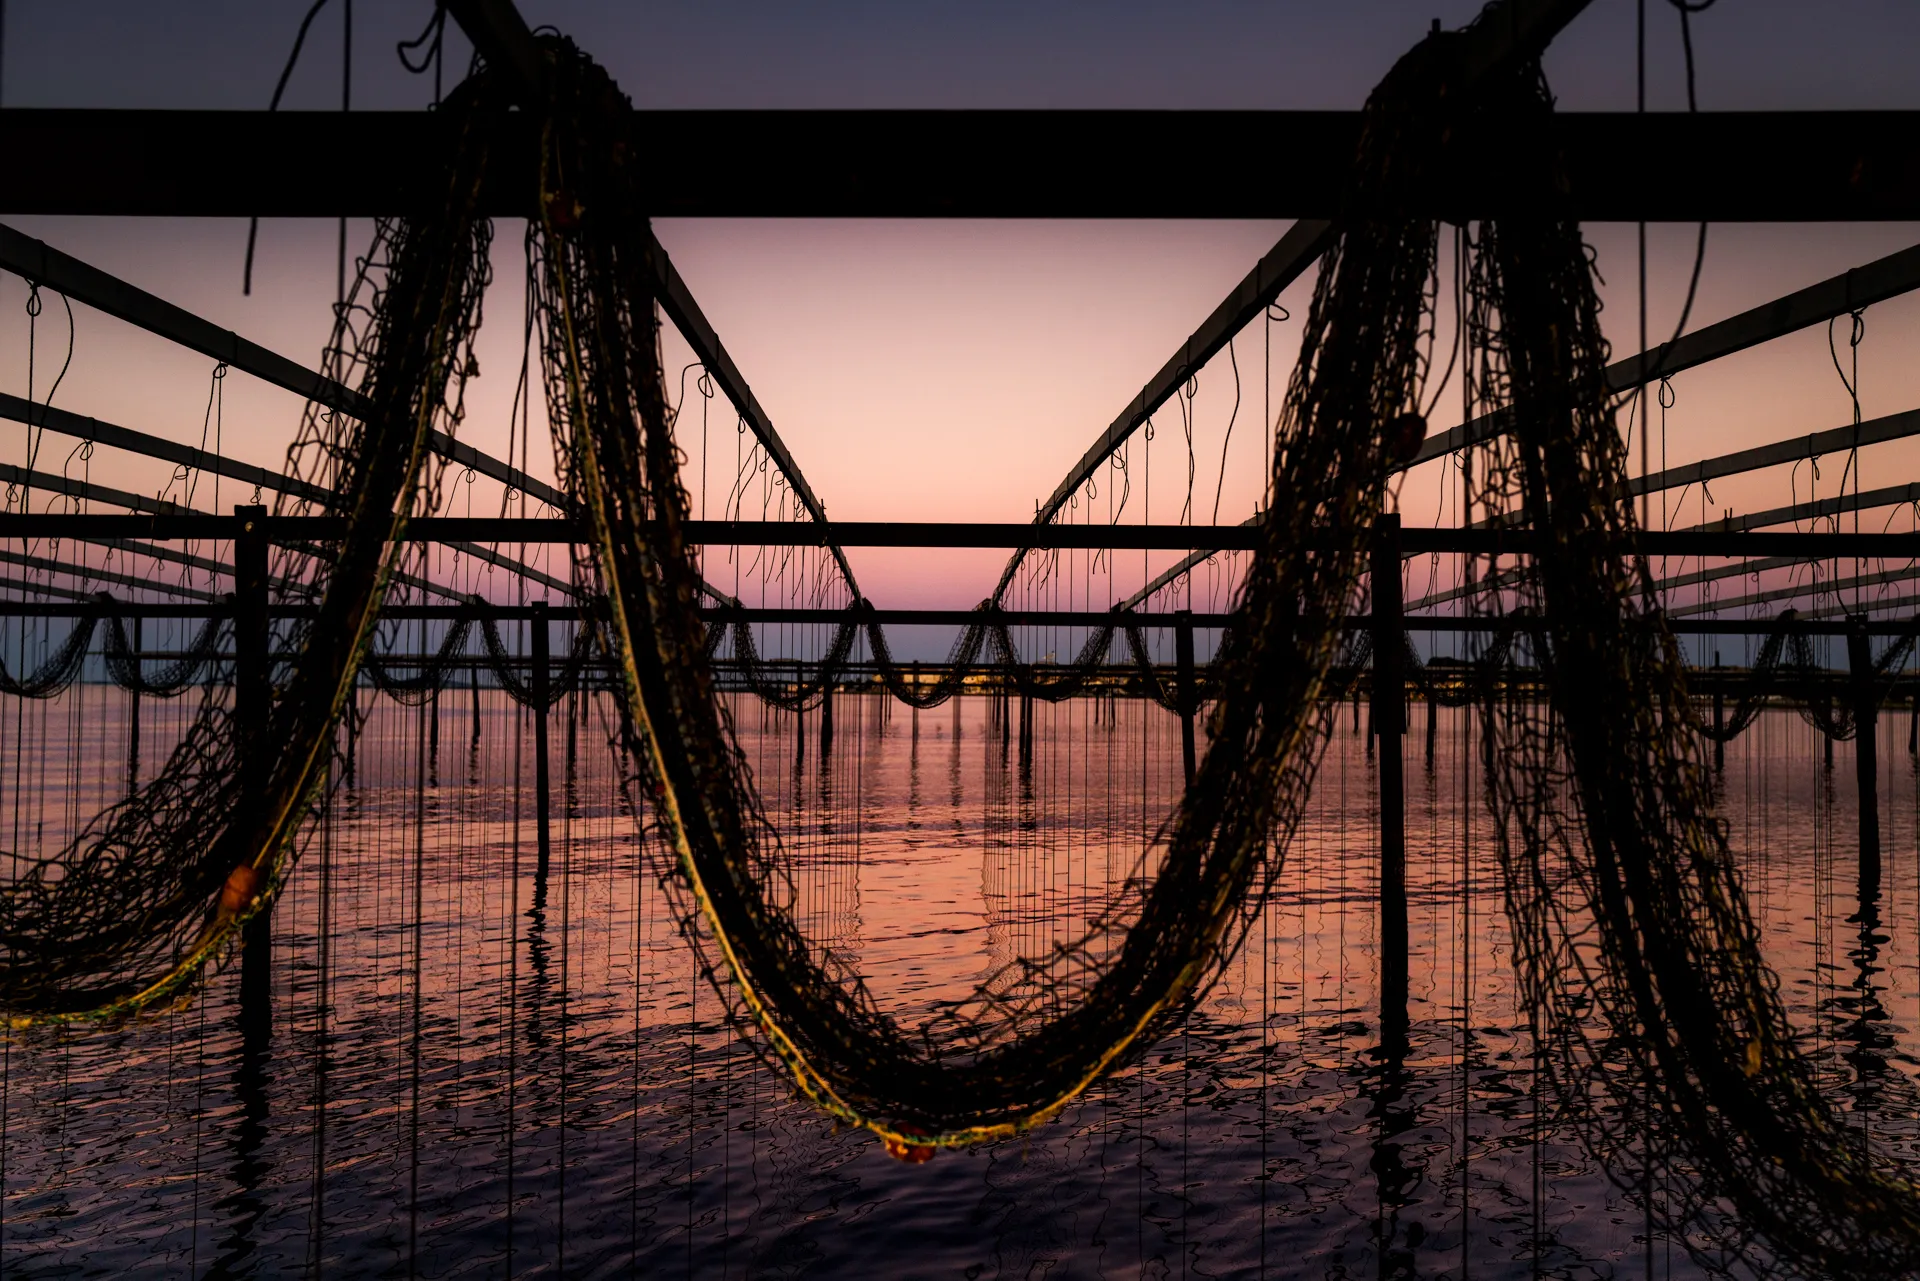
[1712,648,1726,770]
[1370,514,1408,1061]
[428,617,441,782]
[126,614,142,794]
[346,680,359,785]
[234,505,272,1025]
[1909,683,1918,758]
[1849,619,1881,878]
[1424,686,1437,769]
[821,679,835,757]
[532,600,551,876]
[1174,610,1197,787]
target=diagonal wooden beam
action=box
[1407,243,1920,468]
[444,0,866,602]
[0,222,571,513]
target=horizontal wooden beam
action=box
[3,109,1916,220]
[1,514,1918,559]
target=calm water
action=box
[1,683,1917,1279]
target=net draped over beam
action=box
[526,23,1920,1277]
[522,29,1447,1153]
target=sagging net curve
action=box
[0,598,226,701]
[707,600,1371,717]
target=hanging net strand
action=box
[0,71,504,1025]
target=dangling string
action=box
[396,2,449,108]
[1210,338,1241,525]
[1831,306,1867,608]
[242,0,335,296]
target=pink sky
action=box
[4,214,1917,613]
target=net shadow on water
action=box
[1,688,1913,1278]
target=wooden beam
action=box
[3,108,1916,220]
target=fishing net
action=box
[101,607,228,698]
[0,598,226,701]
[1452,64,1920,1279]
[521,29,1438,1152]
[0,600,106,698]
[0,74,502,1024]
[706,601,1373,716]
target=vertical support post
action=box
[1712,648,1726,770]
[231,509,274,1267]
[126,614,142,794]
[821,679,835,758]
[346,681,359,785]
[1018,690,1034,767]
[234,505,272,1025]
[1174,610,1198,787]
[1849,618,1881,878]
[532,600,552,875]
[428,621,441,783]
[1424,683,1437,768]
[1370,514,1408,1061]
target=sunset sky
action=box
[1,1,1917,612]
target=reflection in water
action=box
[0,694,1916,1276]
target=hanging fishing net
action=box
[1453,65,1920,1278]
[520,28,1440,1152]
[0,75,502,1024]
